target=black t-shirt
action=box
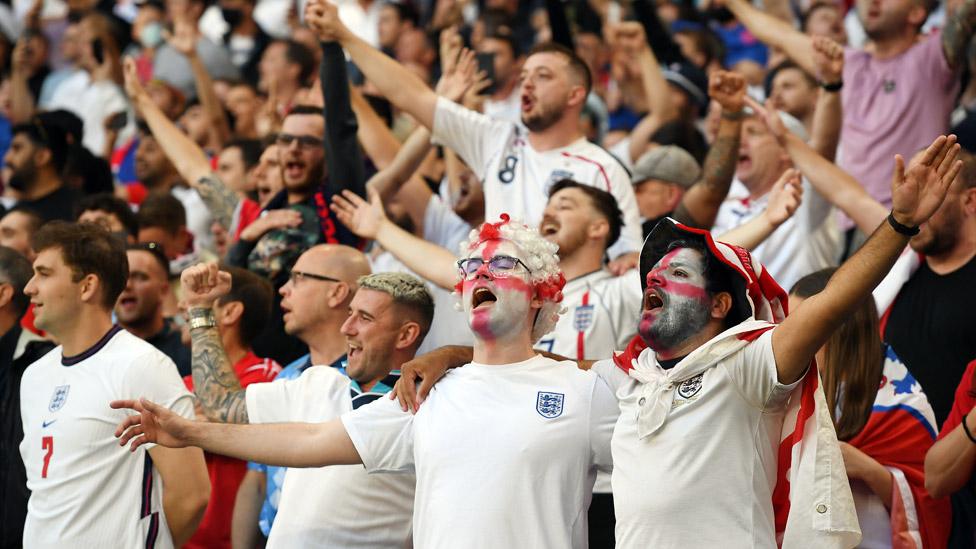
[16,184,80,222]
[884,254,976,426]
[145,319,192,377]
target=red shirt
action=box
[938,359,976,438]
[233,199,263,241]
[182,352,281,549]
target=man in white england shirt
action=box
[113,216,619,548]
[304,0,642,265]
[19,221,209,548]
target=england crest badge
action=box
[677,374,703,399]
[49,385,70,412]
[573,305,594,331]
[536,391,565,419]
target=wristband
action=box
[820,81,843,92]
[887,212,919,236]
[721,109,747,121]
[964,413,976,444]
[188,308,216,330]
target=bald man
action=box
[184,245,375,544]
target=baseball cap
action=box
[631,145,702,189]
[662,62,709,112]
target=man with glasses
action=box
[178,246,428,547]
[0,246,54,548]
[5,116,76,222]
[114,216,619,548]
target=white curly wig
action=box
[454,214,566,342]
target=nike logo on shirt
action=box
[42,420,56,428]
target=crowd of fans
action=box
[0,0,975,546]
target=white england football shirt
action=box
[245,365,415,548]
[535,268,642,361]
[593,330,799,548]
[711,177,840,289]
[19,327,194,549]
[341,355,618,549]
[431,97,642,259]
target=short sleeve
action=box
[604,164,643,259]
[245,366,348,424]
[722,329,800,411]
[340,396,416,474]
[939,360,976,439]
[604,270,643,350]
[795,176,833,230]
[247,461,266,473]
[589,375,619,472]
[431,97,513,181]
[590,359,632,397]
[423,194,472,251]
[124,351,195,420]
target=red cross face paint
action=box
[638,247,713,352]
[460,239,536,341]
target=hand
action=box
[607,252,639,276]
[709,70,746,113]
[163,16,199,58]
[390,348,455,412]
[238,209,303,241]
[304,0,349,43]
[180,262,232,309]
[812,36,844,85]
[461,74,492,112]
[122,57,146,100]
[744,96,788,141]
[763,169,803,227]
[608,22,648,55]
[838,441,878,481]
[435,48,483,103]
[11,39,30,78]
[439,25,463,75]
[890,134,962,227]
[112,398,194,451]
[330,188,388,240]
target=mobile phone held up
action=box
[92,38,104,65]
[107,111,128,131]
[475,52,498,96]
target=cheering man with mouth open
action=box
[112,215,620,549]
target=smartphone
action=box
[475,51,497,96]
[107,111,128,131]
[92,38,104,65]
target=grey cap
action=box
[631,146,702,189]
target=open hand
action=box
[435,48,483,103]
[439,25,463,75]
[180,262,232,309]
[330,188,388,240]
[709,70,746,113]
[608,22,648,55]
[764,169,803,227]
[122,57,146,100]
[163,16,198,57]
[812,36,844,85]
[239,209,303,242]
[890,134,962,228]
[112,398,194,451]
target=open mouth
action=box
[118,296,137,308]
[284,161,305,179]
[347,341,362,358]
[540,218,559,236]
[472,287,497,309]
[643,290,664,312]
[521,94,535,112]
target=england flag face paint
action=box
[460,239,535,342]
[638,247,713,352]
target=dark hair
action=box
[11,117,69,172]
[672,27,726,70]
[285,104,325,119]
[384,1,419,27]
[136,193,186,234]
[3,205,44,234]
[548,179,624,250]
[218,265,273,343]
[651,120,708,164]
[526,42,592,96]
[64,146,115,195]
[76,193,139,237]
[483,30,520,58]
[283,39,317,85]
[127,242,170,277]
[763,60,817,99]
[800,2,840,32]
[791,268,883,440]
[0,245,34,317]
[223,138,264,171]
[32,221,129,310]
[37,110,83,145]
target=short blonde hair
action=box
[358,272,435,338]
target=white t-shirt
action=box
[19,327,194,549]
[593,330,798,549]
[341,355,619,549]
[431,97,642,259]
[45,71,133,155]
[171,185,217,255]
[850,480,892,549]
[535,268,642,361]
[246,365,414,548]
[482,88,523,126]
[712,177,840,289]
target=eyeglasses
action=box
[457,255,532,279]
[275,133,323,149]
[289,270,342,285]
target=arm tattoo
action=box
[942,0,976,69]
[190,324,249,423]
[676,126,740,228]
[195,174,240,231]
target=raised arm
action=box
[632,0,687,65]
[182,263,251,423]
[321,41,366,199]
[725,0,818,75]
[772,135,962,384]
[123,58,240,229]
[351,86,403,170]
[9,40,36,124]
[747,97,887,234]
[719,169,802,250]
[306,0,437,130]
[807,36,844,161]
[165,16,232,147]
[331,189,458,289]
[672,71,745,229]
[544,0,574,48]
[113,398,361,467]
[942,0,976,69]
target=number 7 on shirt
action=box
[42,436,53,478]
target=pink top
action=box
[838,32,958,230]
